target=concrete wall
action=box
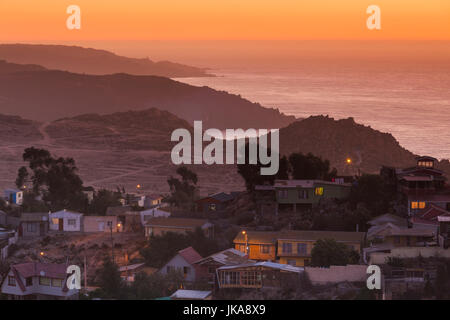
[305,265,367,285]
[83,216,118,233]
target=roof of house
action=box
[170,289,211,300]
[144,217,210,229]
[368,214,408,227]
[233,231,279,244]
[417,204,450,221]
[438,216,450,222]
[274,179,351,188]
[385,228,435,237]
[367,223,403,239]
[194,248,250,266]
[277,230,366,243]
[218,261,304,273]
[178,247,203,265]
[9,262,69,293]
[50,209,83,217]
[12,262,67,279]
[106,206,133,216]
[118,263,146,272]
[20,212,49,222]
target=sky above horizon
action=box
[1,0,449,41]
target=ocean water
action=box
[177,64,450,160]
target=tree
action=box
[237,143,288,191]
[167,166,198,210]
[87,189,122,215]
[17,147,87,211]
[288,152,337,180]
[15,166,28,189]
[96,257,124,299]
[310,238,360,267]
[140,229,220,268]
[350,174,397,216]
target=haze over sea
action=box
[59,40,450,160]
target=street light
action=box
[242,231,249,256]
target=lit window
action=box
[411,202,418,209]
[209,203,216,211]
[39,277,51,286]
[51,279,63,287]
[419,202,426,209]
[315,187,324,196]
[52,218,59,225]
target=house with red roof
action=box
[159,247,203,282]
[0,262,79,300]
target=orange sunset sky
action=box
[0,0,449,41]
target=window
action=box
[315,187,324,196]
[51,279,63,287]
[419,202,426,209]
[282,243,292,254]
[8,276,16,286]
[26,223,37,233]
[287,260,297,266]
[107,221,112,227]
[278,190,288,199]
[207,267,216,275]
[67,219,76,226]
[183,266,190,275]
[298,190,308,199]
[260,245,270,254]
[297,243,307,256]
[209,203,216,211]
[39,277,51,286]
[26,277,33,287]
[166,266,174,273]
[411,202,418,209]
[52,218,59,225]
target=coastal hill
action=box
[45,109,193,151]
[279,116,450,175]
[0,59,47,74]
[0,44,209,78]
[0,61,295,129]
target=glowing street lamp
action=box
[346,158,352,165]
[242,230,249,255]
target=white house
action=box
[3,189,23,205]
[1,262,79,300]
[49,210,83,232]
[159,247,202,282]
[139,207,171,225]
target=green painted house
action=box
[256,179,352,212]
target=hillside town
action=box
[1,148,450,301]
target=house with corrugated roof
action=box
[0,262,79,300]
[195,192,241,213]
[159,247,203,282]
[233,230,366,267]
[19,212,49,238]
[49,209,83,232]
[193,248,253,284]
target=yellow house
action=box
[233,231,278,261]
[276,230,366,267]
